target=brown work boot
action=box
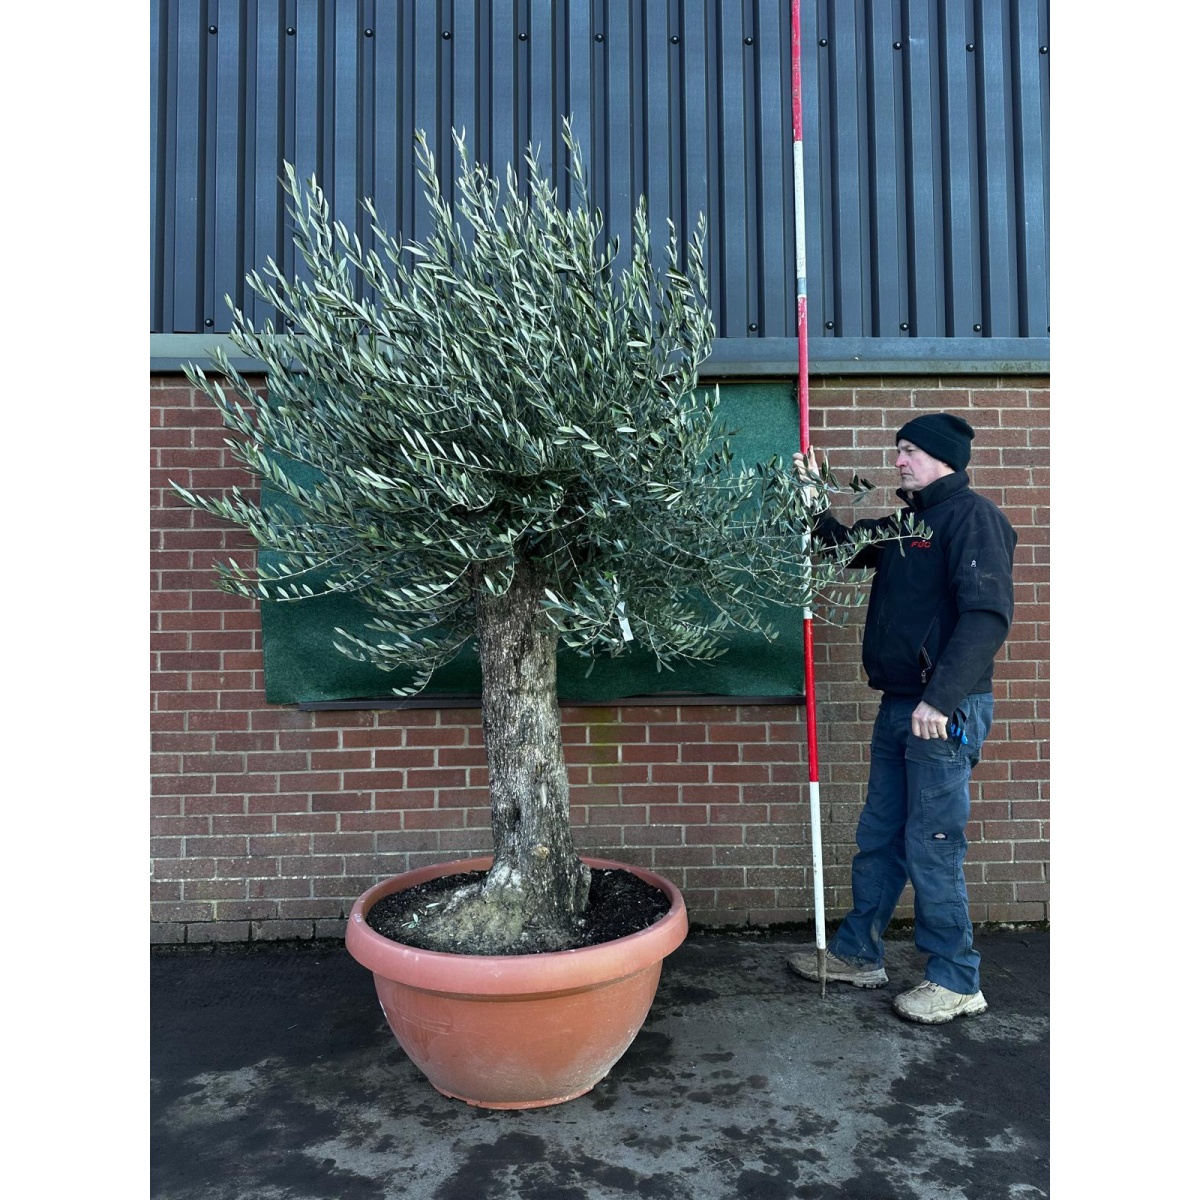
[786,947,888,988]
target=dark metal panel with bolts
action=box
[149,0,1049,361]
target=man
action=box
[788,412,1017,1025]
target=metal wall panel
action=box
[150,0,1050,353]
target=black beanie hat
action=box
[895,413,975,471]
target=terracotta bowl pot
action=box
[345,855,689,1109]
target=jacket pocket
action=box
[918,617,941,684]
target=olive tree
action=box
[175,123,897,953]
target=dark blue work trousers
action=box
[830,692,994,995]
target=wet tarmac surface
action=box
[151,929,1048,1199]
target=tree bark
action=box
[388,560,590,954]
[472,558,591,943]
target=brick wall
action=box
[151,372,1049,943]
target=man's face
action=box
[895,439,954,492]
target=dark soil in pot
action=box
[366,867,671,955]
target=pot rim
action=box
[344,855,688,996]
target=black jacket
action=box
[816,471,1017,716]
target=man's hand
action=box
[793,447,821,506]
[911,701,949,740]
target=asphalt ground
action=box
[151,928,1049,1200]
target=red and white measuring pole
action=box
[791,0,827,993]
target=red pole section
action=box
[791,0,819,786]
[791,0,810,457]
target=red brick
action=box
[685,867,747,889]
[276,730,337,750]
[403,809,466,830]
[399,768,467,790]
[216,855,280,876]
[339,812,401,833]
[213,815,272,835]
[587,805,648,826]
[311,793,370,813]
[679,785,741,805]
[277,814,339,833]
[187,710,252,732]
[374,789,437,810]
[981,819,1043,840]
[985,861,1044,882]
[213,773,281,795]
[248,834,311,856]
[316,830,376,859]
[648,805,709,825]
[986,902,1045,922]
[564,744,618,770]
[245,793,306,814]
[624,825,682,846]
[619,743,681,764]
[649,723,708,743]
[649,764,711,785]
[653,846,716,868]
[437,746,490,768]
[434,791,491,812]
[278,898,346,919]
[184,879,251,903]
[303,749,371,772]
[709,804,770,825]
[371,747,437,768]
[255,878,314,899]
[709,723,767,743]
[403,726,471,747]
[154,857,217,880]
[212,733,277,753]
[183,796,248,816]
[152,902,212,923]
[713,763,770,784]
[590,764,651,786]
[681,743,741,763]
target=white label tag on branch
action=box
[617,602,634,642]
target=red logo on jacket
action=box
[909,538,932,549]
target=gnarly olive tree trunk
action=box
[413,559,591,954]
[476,560,591,926]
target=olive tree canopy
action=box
[174,123,898,953]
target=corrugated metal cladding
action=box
[151,0,1049,350]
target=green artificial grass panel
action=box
[260,381,808,705]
